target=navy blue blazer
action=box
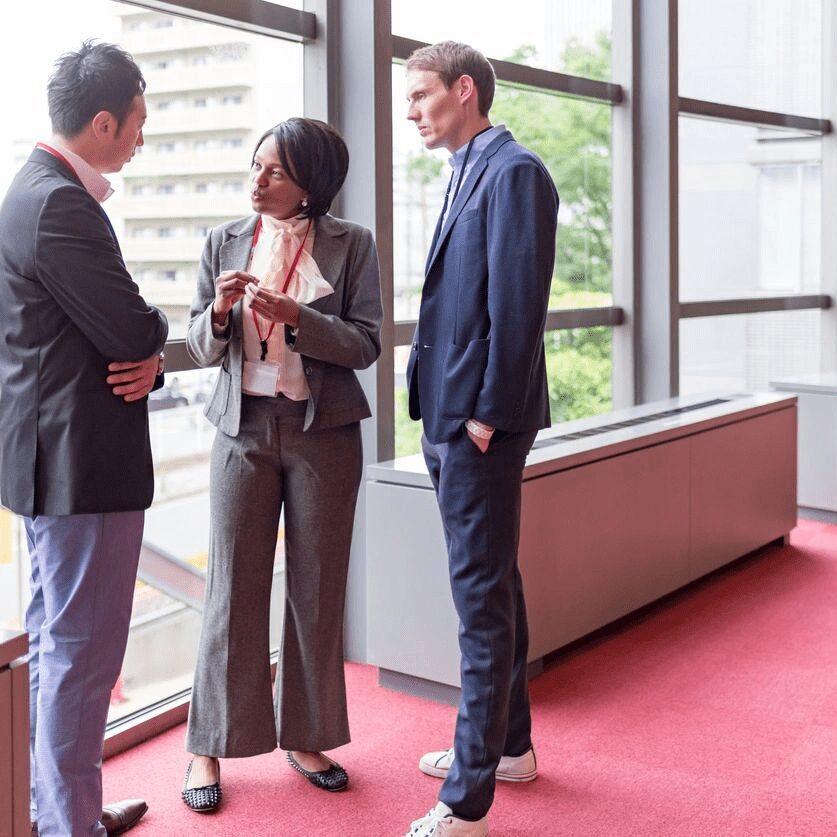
[407,129,559,444]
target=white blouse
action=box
[242,214,334,399]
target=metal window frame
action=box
[820,0,837,371]
[666,1,835,397]
[392,308,624,348]
[679,97,832,135]
[392,35,623,104]
[610,0,637,410]
[674,62,835,383]
[116,0,317,41]
[680,295,832,319]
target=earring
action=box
[301,197,309,208]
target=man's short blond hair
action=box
[406,41,496,116]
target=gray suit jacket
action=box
[187,213,382,435]
[0,149,168,516]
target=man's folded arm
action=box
[36,186,168,360]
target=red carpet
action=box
[104,520,837,835]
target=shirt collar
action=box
[261,213,310,236]
[40,140,114,204]
[448,123,506,171]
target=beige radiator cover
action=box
[366,394,797,690]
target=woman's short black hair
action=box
[252,118,349,218]
[48,40,146,139]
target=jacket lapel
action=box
[219,215,259,272]
[425,130,514,277]
[425,204,446,275]
[30,148,122,252]
[308,214,349,309]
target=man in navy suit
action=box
[403,41,558,837]
[0,42,167,836]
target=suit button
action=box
[305,366,312,375]
[412,342,417,350]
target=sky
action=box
[0,0,123,191]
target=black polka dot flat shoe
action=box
[286,751,349,792]
[181,758,222,812]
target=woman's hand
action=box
[212,270,258,324]
[245,284,301,328]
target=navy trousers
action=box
[422,428,536,821]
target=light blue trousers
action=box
[25,512,144,837]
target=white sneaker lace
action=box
[408,807,450,836]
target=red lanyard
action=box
[35,142,81,181]
[249,217,312,360]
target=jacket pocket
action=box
[456,208,479,224]
[204,366,232,424]
[439,338,490,420]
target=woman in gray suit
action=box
[180,118,382,812]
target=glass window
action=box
[392,0,612,81]
[491,85,613,309]
[679,116,822,302]
[0,513,27,633]
[0,0,303,340]
[392,66,614,321]
[545,327,612,423]
[0,0,303,724]
[679,0,823,115]
[394,347,422,458]
[393,326,614,458]
[391,19,615,455]
[117,367,285,723]
[680,310,822,395]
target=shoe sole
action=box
[418,762,537,783]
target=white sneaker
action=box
[404,802,489,836]
[419,747,537,783]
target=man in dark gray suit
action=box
[0,41,167,836]
[403,41,558,837]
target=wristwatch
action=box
[156,351,165,375]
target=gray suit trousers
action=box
[186,395,362,757]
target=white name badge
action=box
[242,360,280,396]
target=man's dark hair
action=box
[252,118,349,218]
[406,41,496,116]
[48,40,146,139]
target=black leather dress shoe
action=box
[181,758,222,812]
[286,751,349,792]
[29,800,147,837]
[101,799,149,835]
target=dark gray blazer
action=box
[187,213,382,435]
[0,148,168,516]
